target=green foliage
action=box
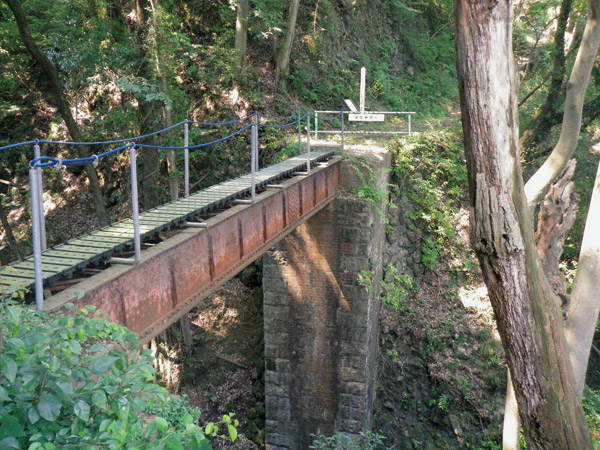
[0,301,235,449]
[359,265,417,313]
[309,430,394,450]
[583,386,600,449]
[348,155,397,224]
[389,131,468,271]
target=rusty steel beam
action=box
[45,158,341,343]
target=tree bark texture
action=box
[234,0,249,73]
[535,159,578,307]
[524,0,600,211]
[5,0,108,226]
[275,0,300,84]
[566,157,600,398]
[0,197,22,261]
[455,0,592,448]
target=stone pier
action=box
[263,146,390,449]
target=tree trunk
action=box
[566,156,600,397]
[455,0,592,447]
[135,0,161,210]
[0,197,22,261]
[149,0,178,201]
[234,0,249,73]
[275,0,300,84]
[5,0,108,226]
[502,370,520,450]
[524,0,600,211]
[519,0,573,150]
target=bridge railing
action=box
[2,107,344,310]
[313,110,415,139]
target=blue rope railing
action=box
[3,107,346,167]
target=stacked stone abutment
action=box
[263,146,390,449]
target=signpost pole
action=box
[359,67,366,113]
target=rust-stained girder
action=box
[45,158,341,342]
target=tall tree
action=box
[234,0,249,73]
[519,0,573,150]
[149,0,178,201]
[275,0,300,84]
[132,0,162,209]
[4,0,109,226]
[455,0,597,446]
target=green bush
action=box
[390,131,468,271]
[0,301,236,450]
[309,430,394,450]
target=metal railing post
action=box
[306,114,311,174]
[254,114,259,172]
[251,116,258,202]
[341,111,345,157]
[29,167,44,311]
[129,145,142,263]
[184,122,190,197]
[314,111,318,140]
[297,113,302,154]
[33,143,47,250]
[408,113,412,136]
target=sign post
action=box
[359,67,366,113]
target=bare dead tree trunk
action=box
[455,0,592,447]
[5,0,108,226]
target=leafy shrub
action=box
[0,301,236,450]
[309,430,394,450]
[390,131,468,271]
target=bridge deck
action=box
[1,150,334,297]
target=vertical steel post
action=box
[251,118,257,202]
[33,143,47,251]
[29,168,44,311]
[341,111,345,157]
[314,111,318,140]
[253,114,259,172]
[360,67,366,113]
[306,115,311,174]
[129,145,142,263]
[297,113,302,154]
[184,122,190,197]
[408,113,412,136]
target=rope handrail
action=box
[309,109,345,121]
[258,109,300,122]
[258,112,309,129]
[2,109,348,153]
[30,143,135,168]
[185,112,257,127]
[0,113,260,152]
[136,122,254,151]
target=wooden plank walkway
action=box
[1,150,335,297]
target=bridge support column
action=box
[263,147,390,449]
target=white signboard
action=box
[344,99,358,112]
[348,113,385,122]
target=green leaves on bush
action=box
[0,301,237,449]
[390,131,469,271]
